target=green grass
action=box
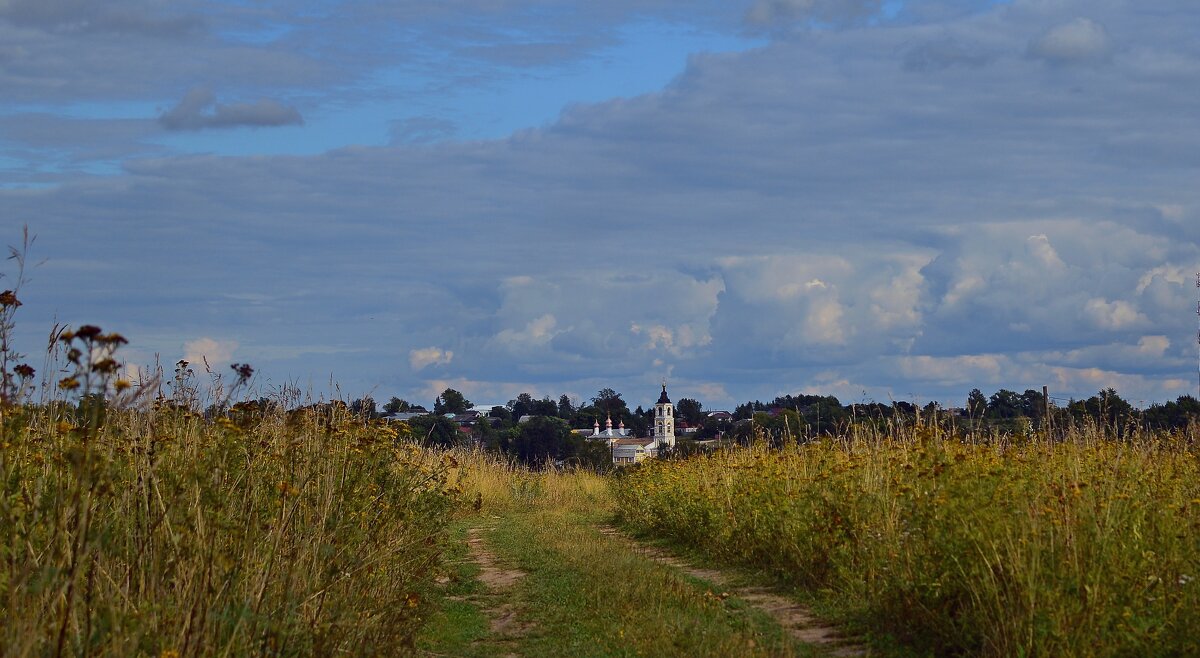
[615,429,1200,657]
[421,453,825,657]
[415,522,491,656]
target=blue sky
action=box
[1,0,1198,410]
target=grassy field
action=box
[3,310,1196,655]
[420,450,822,657]
[615,426,1200,657]
[0,396,458,656]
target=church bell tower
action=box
[653,383,676,450]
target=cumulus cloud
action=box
[494,314,560,352]
[409,347,454,371]
[1028,18,1113,65]
[183,337,238,368]
[159,87,303,131]
[1084,298,1148,331]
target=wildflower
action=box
[58,377,80,391]
[99,332,128,346]
[114,379,131,392]
[230,362,254,380]
[75,325,103,340]
[0,290,20,307]
[13,363,34,378]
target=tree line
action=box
[344,386,1199,466]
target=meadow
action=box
[0,334,459,655]
[616,424,1200,657]
[3,269,1199,655]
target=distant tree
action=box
[488,405,513,425]
[675,397,704,425]
[966,389,987,417]
[591,388,628,417]
[986,389,1022,419]
[531,396,558,416]
[1071,388,1134,429]
[575,440,613,472]
[508,392,535,419]
[511,416,580,465]
[733,402,756,421]
[557,394,575,419]
[349,396,376,417]
[1143,395,1200,430]
[629,405,650,437]
[434,388,472,415]
[383,396,411,414]
[1020,389,1046,421]
[407,414,463,447]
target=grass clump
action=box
[615,428,1200,657]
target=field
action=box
[0,396,458,656]
[616,426,1200,656]
[1,310,1197,655]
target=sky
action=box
[1,0,1198,411]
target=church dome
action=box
[657,384,671,405]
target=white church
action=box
[587,384,676,465]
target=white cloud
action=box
[897,354,1007,386]
[1028,18,1113,65]
[409,346,453,371]
[1136,335,1170,357]
[494,314,560,351]
[1084,298,1148,331]
[183,337,238,369]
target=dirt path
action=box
[597,526,868,657]
[465,527,533,645]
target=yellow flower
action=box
[58,377,80,391]
[114,379,132,392]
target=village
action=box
[378,385,734,465]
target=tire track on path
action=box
[597,525,868,657]
[465,527,533,654]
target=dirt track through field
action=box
[466,527,534,648]
[597,525,868,657]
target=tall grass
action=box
[1,393,458,656]
[615,425,1200,656]
[450,448,610,515]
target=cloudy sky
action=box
[1,0,1197,410]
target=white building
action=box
[584,384,678,465]
[652,384,676,451]
[587,414,632,441]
